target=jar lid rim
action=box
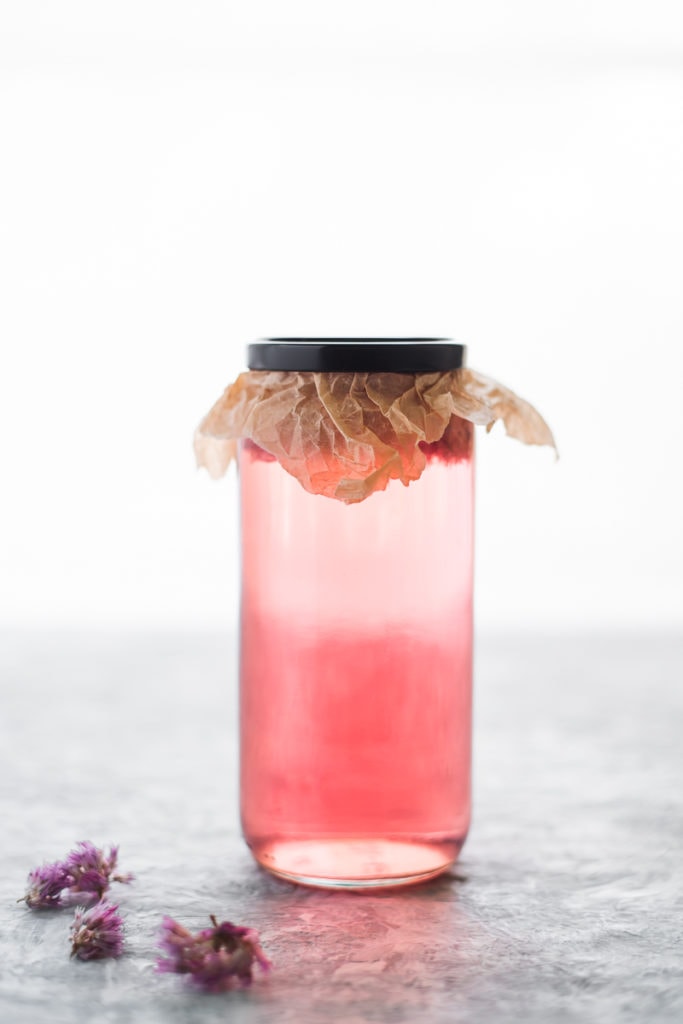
[247,339,465,372]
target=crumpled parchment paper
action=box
[194,369,555,503]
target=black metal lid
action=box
[247,338,465,373]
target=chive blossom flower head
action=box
[20,861,73,909]
[63,842,134,904]
[70,900,124,961]
[157,915,270,992]
[19,843,134,910]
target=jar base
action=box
[250,837,464,890]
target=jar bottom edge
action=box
[250,836,465,890]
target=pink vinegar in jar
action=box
[238,424,474,888]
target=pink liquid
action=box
[239,429,474,887]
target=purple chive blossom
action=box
[70,900,124,961]
[19,843,133,909]
[63,842,134,904]
[157,915,271,993]
[19,861,73,909]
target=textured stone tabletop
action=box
[1,631,682,1023]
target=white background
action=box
[1,1,681,632]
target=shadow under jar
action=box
[238,340,474,888]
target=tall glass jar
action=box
[238,340,474,888]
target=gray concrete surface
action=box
[1,630,681,1023]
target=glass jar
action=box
[238,340,474,888]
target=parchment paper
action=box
[194,369,555,503]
